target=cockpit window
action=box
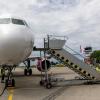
[0,18,28,26]
[12,18,25,25]
[0,18,11,24]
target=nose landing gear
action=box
[0,66,16,88]
[5,67,15,87]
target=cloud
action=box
[0,0,100,50]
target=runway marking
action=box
[8,89,14,100]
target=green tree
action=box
[90,50,100,64]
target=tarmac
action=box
[0,67,100,100]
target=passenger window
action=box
[0,18,11,24]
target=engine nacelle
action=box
[37,59,51,72]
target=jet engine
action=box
[37,59,51,72]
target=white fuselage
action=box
[0,18,34,65]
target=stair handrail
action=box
[64,45,85,59]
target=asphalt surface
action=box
[0,67,100,100]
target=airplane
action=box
[0,15,34,87]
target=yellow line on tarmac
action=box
[8,89,14,100]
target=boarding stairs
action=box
[46,35,100,80]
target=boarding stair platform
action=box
[45,35,100,80]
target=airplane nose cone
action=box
[0,25,24,49]
[0,25,33,65]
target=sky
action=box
[0,0,100,52]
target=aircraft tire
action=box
[29,69,32,76]
[1,69,3,74]
[45,83,52,89]
[24,69,27,76]
[12,79,15,87]
[40,80,44,86]
[5,79,8,87]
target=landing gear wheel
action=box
[1,69,3,74]
[40,80,44,86]
[5,79,8,87]
[24,69,27,76]
[12,79,15,87]
[45,83,52,89]
[29,69,32,76]
[5,79,15,87]
[1,74,5,83]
